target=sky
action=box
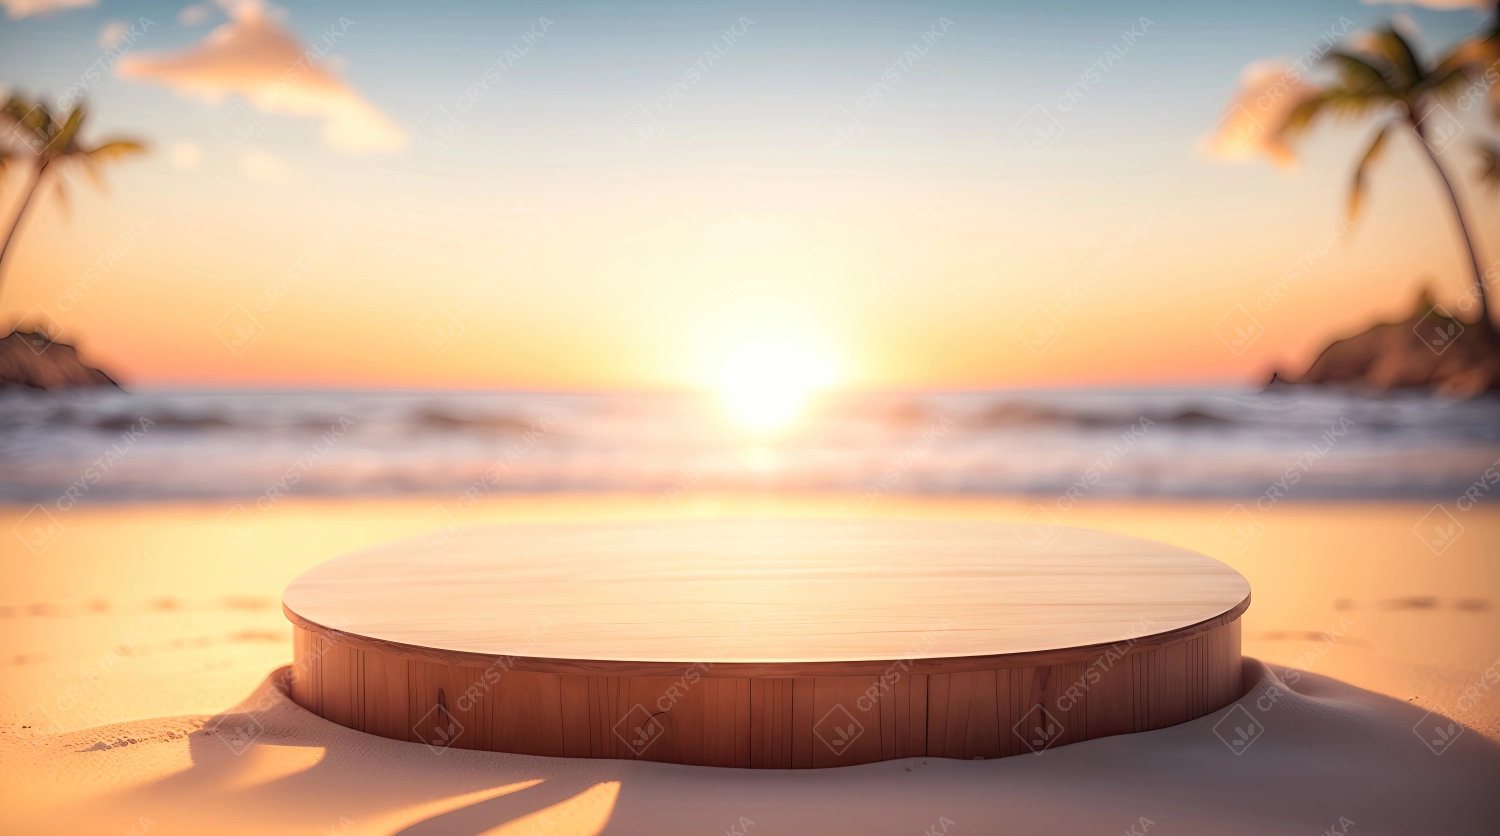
[1,0,1497,391]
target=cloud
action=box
[1200,59,1317,168]
[239,148,293,183]
[99,19,130,48]
[117,0,405,154]
[178,4,210,26]
[2,0,93,18]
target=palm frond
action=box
[86,139,147,163]
[1276,42,1409,143]
[1326,51,1396,94]
[49,139,147,193]
[1278,94,1329,139]
[1,94,33,126]
[1366,27,1425,88]
[1421,65,1475,107]
[2,96,63,156]
[53,105,86,153]
[1278,90,1396,139]
[24,101,54,142]
[1348,122,1393,219]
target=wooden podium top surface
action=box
[282,520,1250,669]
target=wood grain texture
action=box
[283,522,1249,767]
[283,521,1250,667]
[288,612,1244,767]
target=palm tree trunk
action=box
[1408,118,1492,333]
[0,162,47,303]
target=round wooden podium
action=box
[282,520,1249,767]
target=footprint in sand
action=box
[2,596,277,617]
[1249,630,1369,647]
[1376,596,1491,612]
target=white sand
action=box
[4,495,1499,834]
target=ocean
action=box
[2,387,1497,505]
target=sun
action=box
[712,336,836,433]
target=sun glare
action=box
[713,337,835,433]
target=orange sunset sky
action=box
[2,0,1497,391]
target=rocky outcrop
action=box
[0,329,118,389]
[1268,290,1500,397]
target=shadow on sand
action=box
[42,660,1500,835]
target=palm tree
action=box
[1275,24,1492,331]
[0,94,146,303]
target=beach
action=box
[4,494,1498,834]
[5,0,1500,831]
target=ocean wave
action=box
[1,387,1497,503]
[964,402,1233,429]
